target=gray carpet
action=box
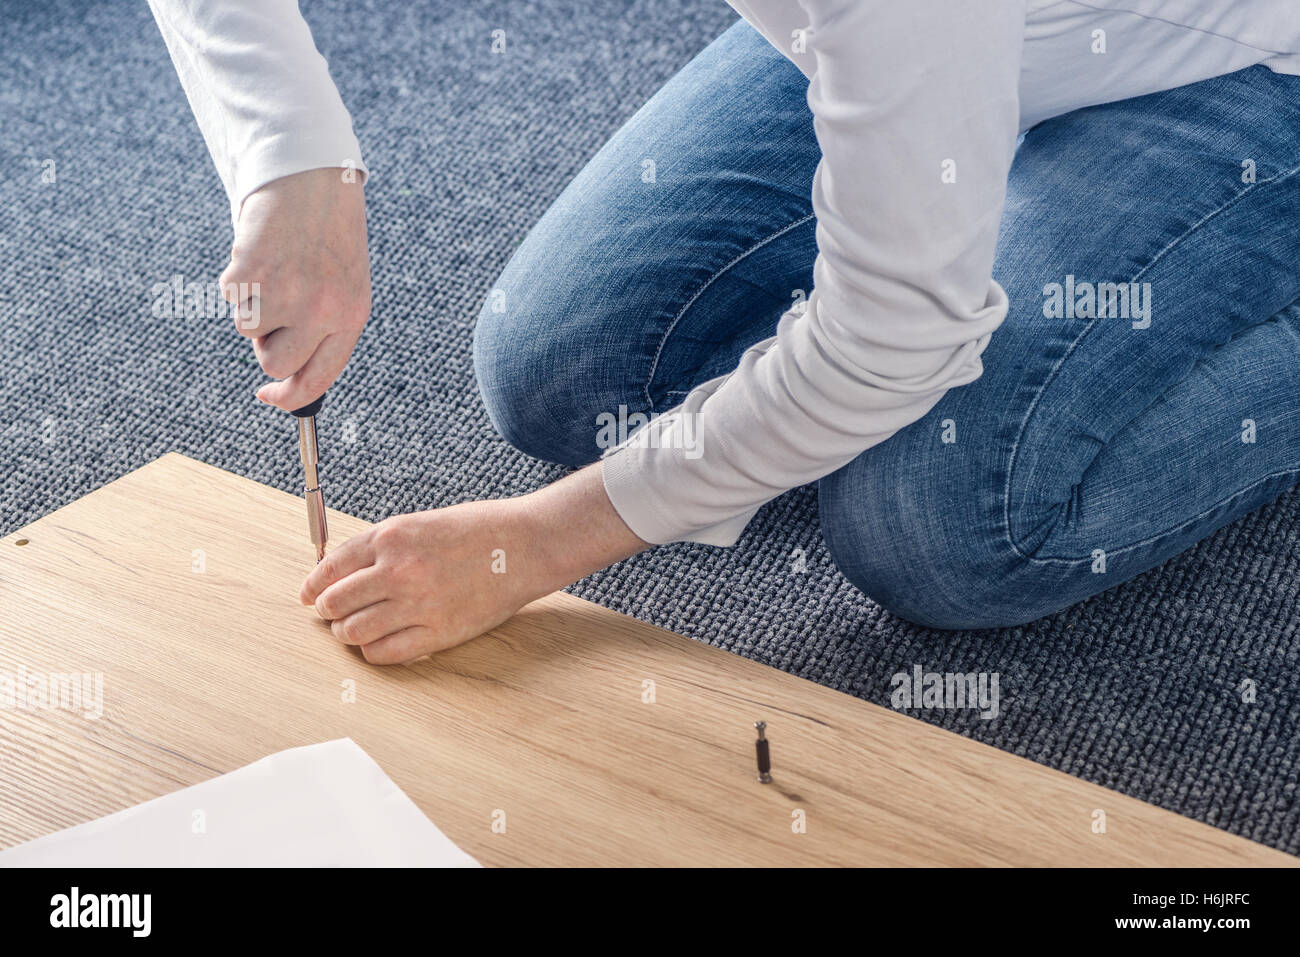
[2,0,1298,855]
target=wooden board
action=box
[0,453,1290,866]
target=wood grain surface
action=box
[0,453,1290,866]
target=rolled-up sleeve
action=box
[603,0,1025,545]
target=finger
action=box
[313,566,389,621]
[331,601,401,646]
[252,323,320,381]
[219,265,286,339]
[232,295,281,338]
[257,331,354,412]
[358,626,437,665]
[301,533,376,606]
[231,293,289,339]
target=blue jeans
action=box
[474,21,1300,630]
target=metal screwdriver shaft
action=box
[292,396,328,564]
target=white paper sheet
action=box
[0,738,479,867]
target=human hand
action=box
[300,463,649,664]
[220,167,370,411]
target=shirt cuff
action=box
[230,127,368,226]
[600,434,761,547]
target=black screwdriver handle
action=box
[291,395,325,418]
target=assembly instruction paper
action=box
[0,738,479,867]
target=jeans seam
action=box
[1003,158,1300,565]
[643,212,816,410]
[1017,465,1300,567]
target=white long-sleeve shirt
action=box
[147,0,367,226]
[149,0,1300,545]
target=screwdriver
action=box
[291,395,328,564]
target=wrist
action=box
[512,462,650,596]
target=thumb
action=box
[255,333,345,411]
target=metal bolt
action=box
[755,721,772,783]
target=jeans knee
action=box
[472,298,587,467]
[822,526,1031,631]
[473,240,643,467]
[818,460,1053,631]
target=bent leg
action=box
[820,65,1300,629]
[473,20,820,466]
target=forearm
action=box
[513,462,651,597]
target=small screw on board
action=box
[755,721,772,783]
